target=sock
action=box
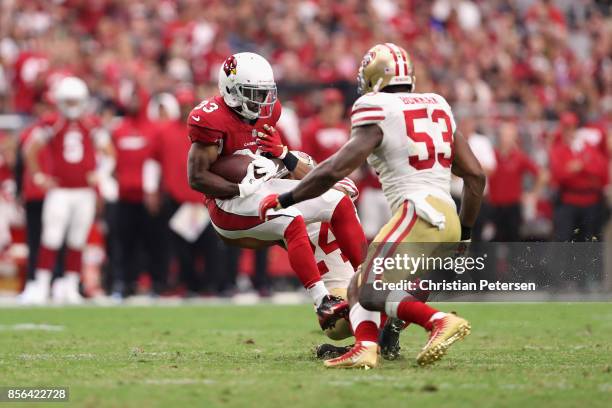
[387,294,439,330]
[329,196,367,269]
[379,313,388,329]
[37,245,57,271]
[35,269,52,286]
[284,216,323,291]
[64,272,80,293]
[306,281,329,307]
[350,303,380,345]
[65,248,83,275]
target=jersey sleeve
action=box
[350,95,386,128]
[188,124,224,145]
[187,105,225,146]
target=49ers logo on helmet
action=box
[362,51,376,67]
[223,55,238,76]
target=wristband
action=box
[281,151,299,172]
[460,225,472,241]
[278,191,296,208]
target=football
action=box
[210,154,286,183]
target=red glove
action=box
[255,124,287,159]
[259,194,281,220]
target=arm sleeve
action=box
[350,95,386,128]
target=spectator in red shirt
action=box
[489,121,545,241]
[109,89,168,298]
[300,89,349,164]
[550,113,608,242]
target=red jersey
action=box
[34,112,103,188]
[549,143,608,207]
[489,148,539,206]
[152,119,202,203]
[20,125,50,202]
[187,95,282,157]
[300,117,350,164]
[13,51,49,114]
[111,117,156,202]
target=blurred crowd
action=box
[0,0,611,298]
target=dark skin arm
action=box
[290,124,383,203]
[187,141,239,198]
[451,130,486,227]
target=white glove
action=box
[238,158,275,198]
[333,177,359,201]
[248,152,279,179]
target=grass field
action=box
[0,303,611,407]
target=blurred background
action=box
[0,0,610,301]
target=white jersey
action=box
[350,91,457,228]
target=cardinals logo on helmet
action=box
[223,55,238,76]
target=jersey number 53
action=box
[403,108,453,170]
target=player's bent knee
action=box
[358,283,384,312]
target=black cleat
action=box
[316,295,349,330]
[314,343,353,360]
[379,317,405,360]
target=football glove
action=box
[238,158,275,198]
[255,124,288,159]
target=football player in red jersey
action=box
[187,53,367,331]
[20,77,115,304]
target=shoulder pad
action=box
[187,98,226,131]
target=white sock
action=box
[429,312,447,322]
[349,303,380,347]
[64,272,80,292]
[35,269,52,285]
[306,281,329,307]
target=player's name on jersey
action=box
[372,280,537,292]
[398,95,439,105]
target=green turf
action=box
[0,303,611,407]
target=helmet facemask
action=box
[58,97,87,119]
[234,84,277,120]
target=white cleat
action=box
[51,277,67,304]
[18,280,49,305]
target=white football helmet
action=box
[53,76,89,119]
[218,52,277,120]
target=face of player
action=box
[239,85,277,119]
[59,97,86,119]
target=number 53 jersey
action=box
[350,92,457,229]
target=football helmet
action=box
[218,52,277,120]
[357,43,415,95]
[53,76,89,119]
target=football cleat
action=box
[314,343,353,360]
[316,295,349,330]
[416,314,471,366]
[324,342,379,369]
[379,317,405,360]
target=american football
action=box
[0,1,611,407]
